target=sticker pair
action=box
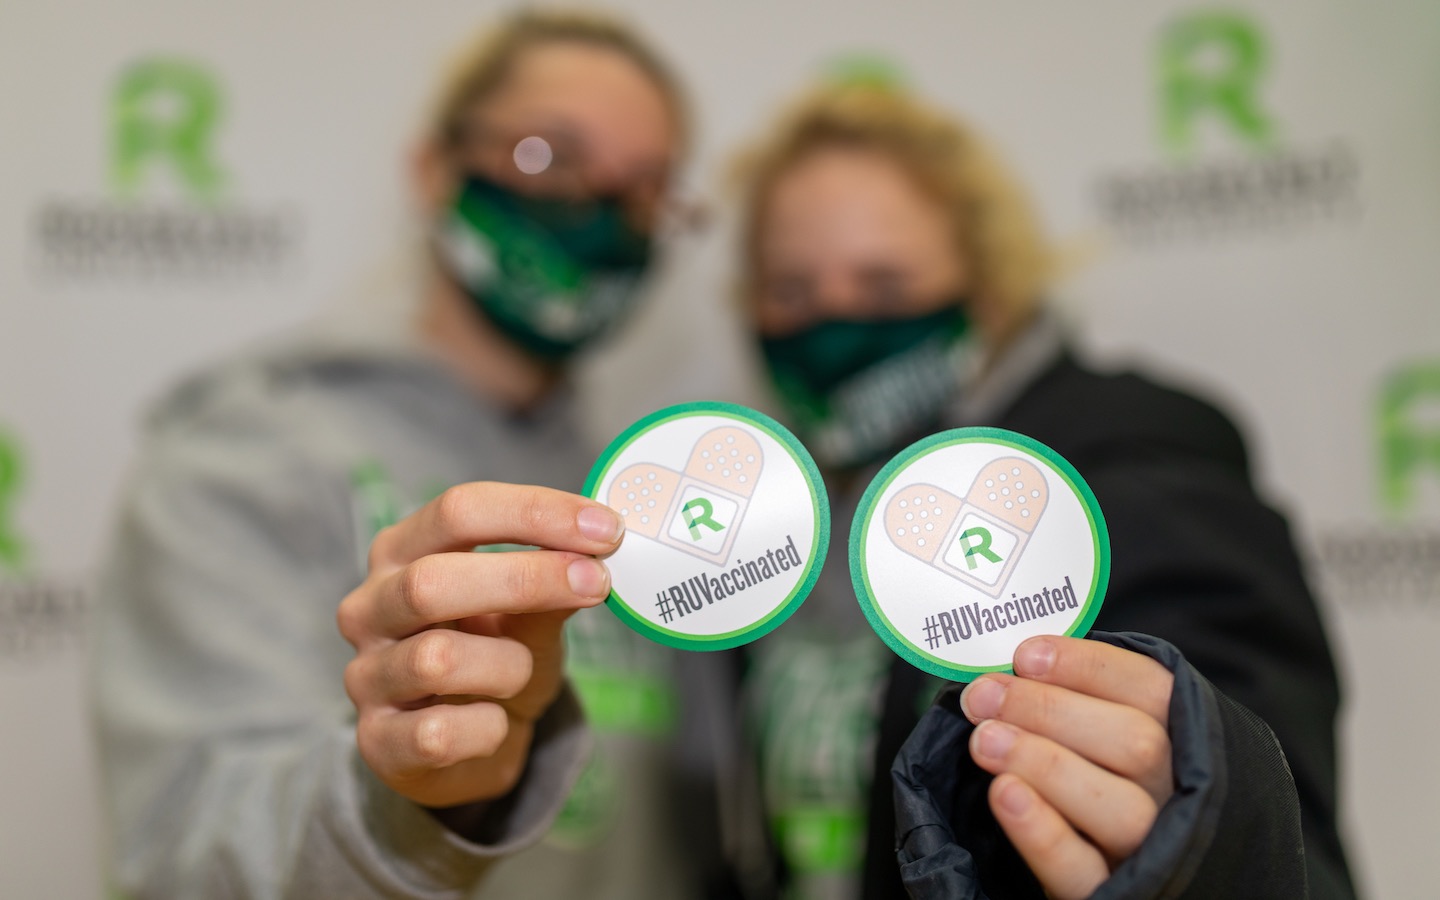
[585,403,1109,679]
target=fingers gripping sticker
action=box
[587,403,827,652]
[606,427,764,566]
[885,458,1049,597]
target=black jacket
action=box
[863,355,1356,899]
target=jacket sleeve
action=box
[891,632,1310,900]
[90,411,588,899]
[1078,431,1354,899]
[996,362,1355,898]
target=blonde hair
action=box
[734,84,1051,339]
[427,8,689,153]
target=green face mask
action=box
[436,174,653,360]
[760,306,977,469]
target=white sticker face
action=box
[586,402,829,651]
[850,428,1109,681]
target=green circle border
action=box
[583,401,830,651]
[848,426,1111,681]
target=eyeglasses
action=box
[761,270,921,316]
[447,118,707,236]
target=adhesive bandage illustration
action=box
[608,426,764,565]
[885,457,1049,597]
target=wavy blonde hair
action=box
[427,8,689,153]
[734,84,1051,341]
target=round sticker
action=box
[584,402,829,651]
[850,427,1109,681]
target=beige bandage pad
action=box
[685,427,763,498]
[608,463,683,539]
[965,457,1048,530]
[885,484,963,564]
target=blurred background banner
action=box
[2,1,1435,897]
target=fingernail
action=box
[997,777,1033,816]
[974,720,1016,761]
[960,678,1006,722]
[567,558,610,599]
[1015,638,1056,677]
[578,506,624,544]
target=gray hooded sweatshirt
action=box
[91,310,694,899]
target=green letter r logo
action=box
[1379,363,1440,515]
[111,58,226,200]
[957,526,1002,571]
[0,430,27,573]
[682,498,725,542]
[1159,11,1276,156]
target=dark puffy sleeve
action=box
[867,356,1356,899]
[892,632,1315,899]
[1013,359,1353,899]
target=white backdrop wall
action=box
[2,1,1437,897]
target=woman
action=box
[92,10,699,899]
[732,83,1356,899]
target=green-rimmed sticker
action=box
[584,402,830,651]
[849,427,1110,681]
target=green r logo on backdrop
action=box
[111,58,227,200]
[1158,10,1276,156]
[1379,363,1440,514]
[0,430,28,573]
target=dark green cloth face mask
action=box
[760,306,977,470]
[436,174,653,360]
